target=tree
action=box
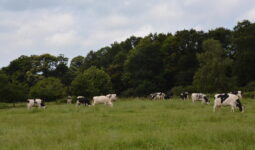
[0,72,28,106]
[29,77,66,101]
[69,56,85,73]
[123,34,165,96]
[71,67,112,97]
[193,39,234,92]
[207,27,233,56]
[232,20,255,86]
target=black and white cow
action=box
[76,96,90,106]
[230,91,242,99]
[191,93,210,104]
[27,99,46,109]
[180,92,189,100]
[213,93,244,112]
[149,92,166,100]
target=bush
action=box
[243,91,255,99]
[71,67,112,98]
[29,77,66,101]
[0,73,28,103]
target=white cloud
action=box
[100,15,131,28]
[0,0,255,67]
[240,7,255,21]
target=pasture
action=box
[0,98,255,150]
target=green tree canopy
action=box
[71,67,112,97]
[193,39,234,92]
[29,77,66,101]
[0,72,28,105]
[123,34,166,96]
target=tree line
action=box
[1,20,255,104]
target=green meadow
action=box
[0,98,255,150]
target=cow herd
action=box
[149,91,244,112]
[27,94,118,109]
[26,91,244,112]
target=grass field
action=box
[0,98,255,150]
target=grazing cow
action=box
[67,96,72,104]
[27,99,46,109]
[230,91,242,99]
[76,96,90,106]
[191,93,210,104]
[213,93,244,112]
[180,92,189,100]
[149,92,166,100]
[92,94,117,107]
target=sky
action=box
[0,0,255,68]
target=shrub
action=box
[29,77,66,101]
[71,67,112,98]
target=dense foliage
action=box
[71,67,112,98]
[0,20,255,102]
[29,77,66,101]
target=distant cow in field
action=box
[230,91,242,99]
[67,96,72,104]
[92,94,117,107]
[191,93,210,104]
[76,96,90,106]
[27,99,46,109]
[180,92,189,100]
[149,92,166,100]
[213,93,244,112]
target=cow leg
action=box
[213,105,216,112]
[108,102,113,107]
[76,101,80,107]
[213,105,220,112]
[27,104,32,109]
[231,105,235,112]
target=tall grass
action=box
[0,98,254,150]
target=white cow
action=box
[27,99,46,109]
[213,93,244,112]
[92,94,117,107]
[67,96,72,104]
[191,93,210,104]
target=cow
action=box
[92,94,117,107]
[191,93,210,104]
[230,91,242,99]
[149,92,166,100]
[180,92,189,100]
[67,96,72,104]
[213,93,244,112]
[76,96,90,106]
[27,98,46,109]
